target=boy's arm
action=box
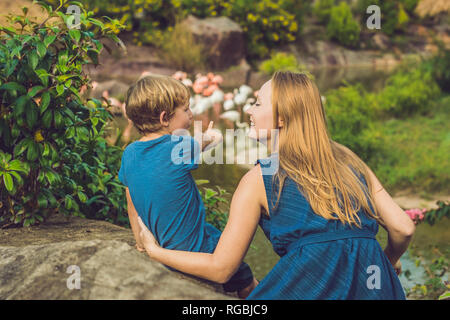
[126,187,145,251]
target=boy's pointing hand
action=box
[203,121,223,151]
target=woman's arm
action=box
[138,165,265,283]
[366,166,415,265]
[126,187,145,251]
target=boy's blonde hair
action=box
[125,74,190,134]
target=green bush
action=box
[259,52,305,75]
[326,2,360,47]
[377,67,441,117]
[202,186,229,231]
[425,44,450,93]
[0,1,129,227]
[156,22,206,73]
[324,84,385,164]
[313,0,335,23]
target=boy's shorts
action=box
[222,261,254,292]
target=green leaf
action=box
[54,110,63,128]
[13,95,29,117]
[58,50,68,66]
[36,42,47,58]
[28,86,44,98]
[9,171,23,185]
[28,50,39,69]
[26,105,38,128]
[195,179,209,186]
[8,160,28,173]
[65,195,73,210]
[43,142,50,156]
[37,193,48,208]
[77,191,87,203]
[66,126,75,139]
[5,59,19,78]
[35,69,49,87]
[69,29,81,42]
[40,91,50,114]
[56,84,64,96]
[42,110,53,128]
[44,35,57,48]
[26,141,39,161]
[87,49,98,65]
[438,291,450,300]
[3,173,13,192]
[0,82,26,95]
[13,138,30,157]
[23,218,32,227]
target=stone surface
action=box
[181,15,246,70]
[0,215,235,300]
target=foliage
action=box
[423,43,450,93]
[326,2,360,47]
[423,201,450,226]
[313,0,335,23]
[377,66,441,118]
[324,59,446,191]
[376,94,449,193]
[156,22,205,73]
[196,179,229,231]
[405,250,449,300]
[0,1,129,227]
[258,52,305,76]
[44,0,308,59]
[324,83,385,165]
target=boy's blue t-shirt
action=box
[118,134,220,253]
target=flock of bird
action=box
[172,71,256,127]
[89,71,258,143]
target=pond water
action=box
[105,66,448,298]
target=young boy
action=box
[118,75,258,298]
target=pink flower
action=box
[405,208,427,223]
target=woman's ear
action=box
[160,111,169,127]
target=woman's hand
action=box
[392,259,402,275]
[137,216,160,257]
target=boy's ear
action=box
[160,111,169,127]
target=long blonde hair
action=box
[271,71,382,228]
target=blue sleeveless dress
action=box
[247,155,406,300]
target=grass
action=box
[374,95,450,194]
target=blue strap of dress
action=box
[287,228,376,253]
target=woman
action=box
[137,71,414,299]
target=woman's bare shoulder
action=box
[233,164,268,213]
